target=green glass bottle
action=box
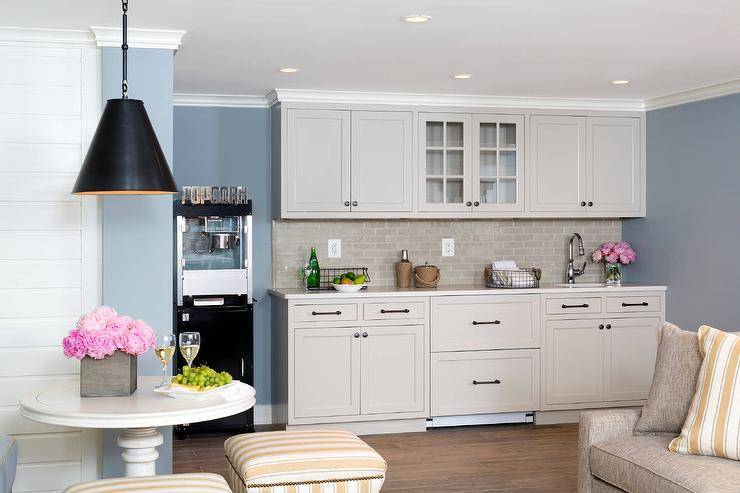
[306,246,320,288]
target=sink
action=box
[552,283,607,288]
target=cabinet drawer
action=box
[431,349,540,416]
[363,300,426,321]
[432,295,539,351]
[293,303,358,323]
[546,297,602,315]
[606,295,661,314]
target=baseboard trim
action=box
[253,404,272,425]
[534,406,641,425]
[286,418,427,435]
[427,412,533,428]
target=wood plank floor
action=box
[173,423,579,492]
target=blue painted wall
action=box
[100,47,174,477]
[623,93,740,331]
[173,106,272,406]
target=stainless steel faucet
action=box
[566,232,587,284]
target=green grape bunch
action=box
[172,365,233,391]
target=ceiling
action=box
[2,0,739,100]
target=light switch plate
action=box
[328,239,341,258]
[442,238,455,257]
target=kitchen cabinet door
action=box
[586,117,642,216]
[360,325,425,415]
[351,111,413,212]
[293,327,360,419]
[472,115,525,214]
[603,317,659,402]
[544,319,604,405]
[285,109,351,213]
[527,115,587,214]
[418,113,472,212]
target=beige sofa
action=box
[578,408,740,493]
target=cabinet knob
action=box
[352,201,358,207]
[466,201,472,207]
[588,201,594,207]
[599,324,604,330]
[353,332,360,338]
[580,201,587,207]
[474,201,480,207]
[362,331,368,338]
[606,324,612,330]
[344,201,350,207]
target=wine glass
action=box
[154,334,176,389]
[179,331,201,367]
[301,260,311,290]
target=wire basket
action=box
[485,267,541,289]
[307,267,371,291]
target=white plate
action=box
[153,381,238,400]
[331,283,369,293]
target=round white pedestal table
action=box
[19,376,256,477]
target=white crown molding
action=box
[643,79,740,111]
[90,26,186,50]
[266,88,646,111]
[173,93,269,108]
[0,27,94,45]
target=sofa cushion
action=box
[634,322,702,435]
[669,326,740,460]
[590,435,740,493]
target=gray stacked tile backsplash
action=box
[272,219,622,288]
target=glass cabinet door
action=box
[472,115,524,212]
[419,113,472,211]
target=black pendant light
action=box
[72,0,177,195]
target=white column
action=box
[117,427,164,477]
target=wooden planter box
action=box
[80,351,137,397]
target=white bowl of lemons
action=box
[331,273,369,292]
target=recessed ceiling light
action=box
[453,73,473,80]
[279,67,300,74]
[611,79,630,85]
[403,14,431,23]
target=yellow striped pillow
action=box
[669,326,740,460]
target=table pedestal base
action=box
[117,427,164,477]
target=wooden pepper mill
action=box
[395,249,412,288]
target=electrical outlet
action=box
[442,238,455,257]
[328,239,341,258]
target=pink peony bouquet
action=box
[592,241,636,265]
[62,306,156,360]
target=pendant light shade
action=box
[72,0,177,195]
[72,99,177,194]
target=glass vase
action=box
[604,262,622,286]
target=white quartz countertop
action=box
[268,283,667,300]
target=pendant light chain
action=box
[121,0,129,99]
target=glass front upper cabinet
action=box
[419,113,472,211]
[420,113,523,213]
[472,115,525,212]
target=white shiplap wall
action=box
[0,39,101,492]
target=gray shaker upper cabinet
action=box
[276,107,413,218]
[526,115,644,218]
[284,109,352,215]
[351,111,414,213]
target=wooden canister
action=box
[395,260,412,288]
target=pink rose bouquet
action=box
[62,306,156,360]
[592,241,636,265]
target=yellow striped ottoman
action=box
[64,473,232,492]
[224,430,387,493]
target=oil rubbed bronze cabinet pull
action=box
[562,303,589,309]
[622,302,648,307]
[380,309,410,314]
[606,324,612,330]
[472,320,501,325]
[473,379,502,385]
[311,310,341,316]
